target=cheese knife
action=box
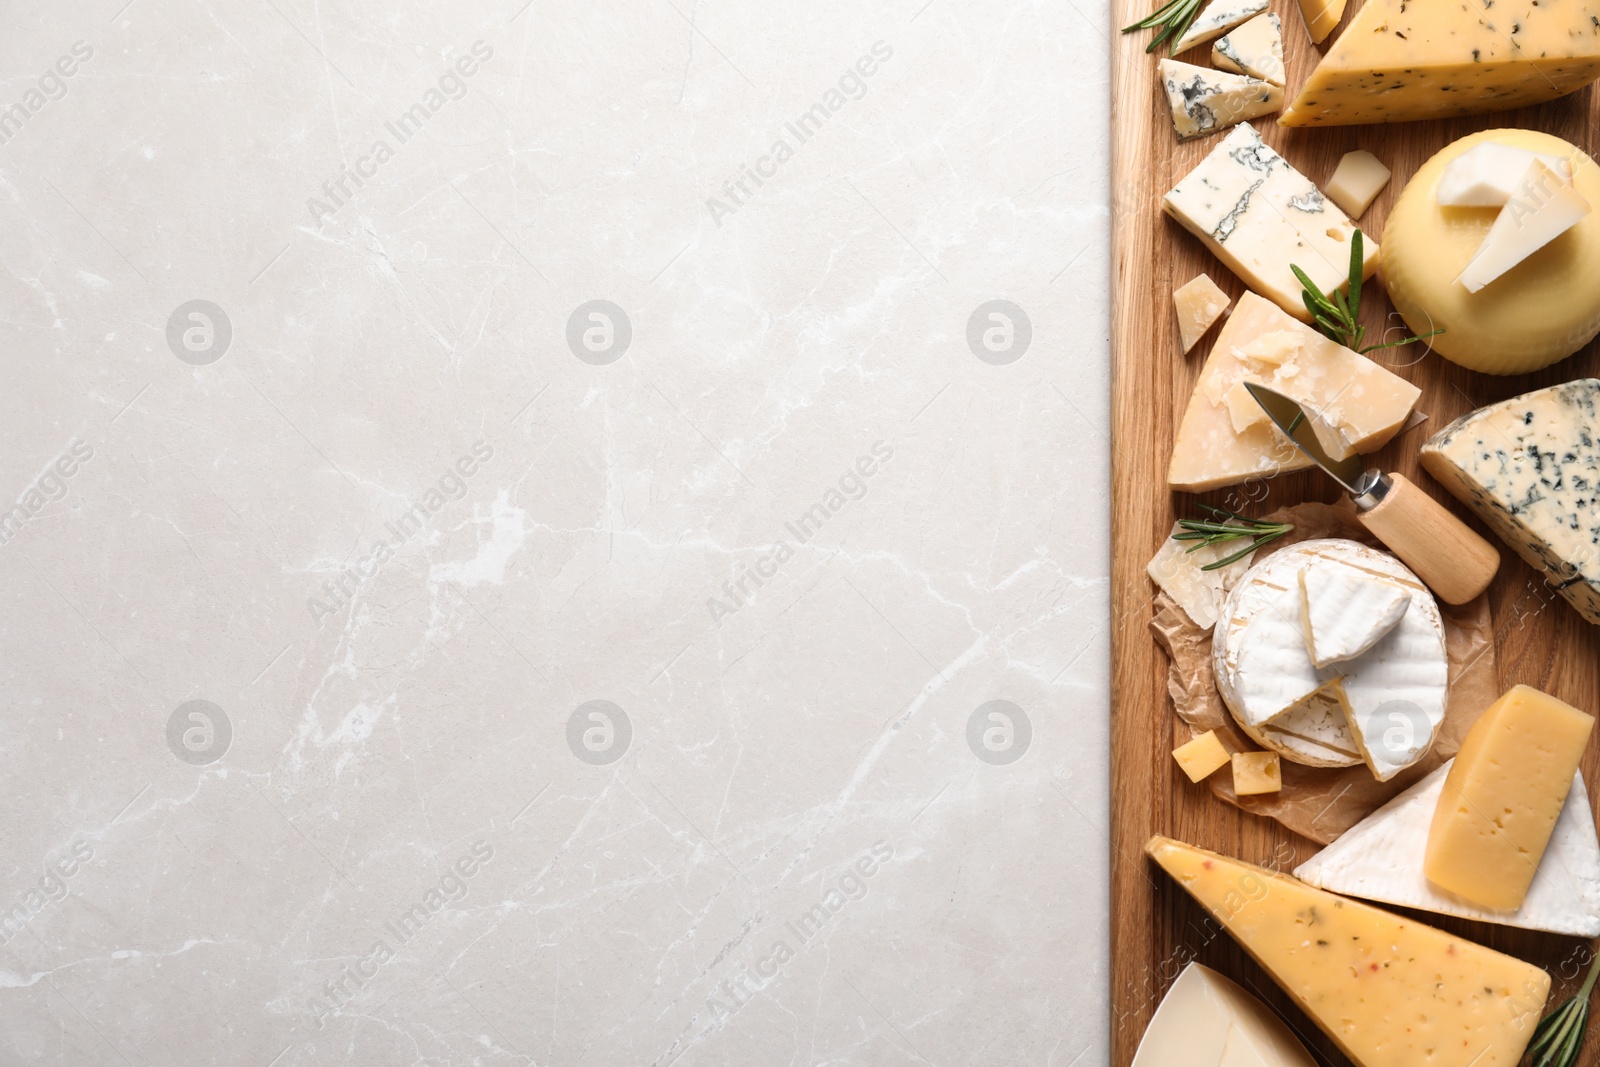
[1245,382,1499,605]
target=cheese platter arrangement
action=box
[1109,0,1600,1062]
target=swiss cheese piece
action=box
[1173,272,1230,354]
[1159,60,1282,140]
[1437,142,1575,207]
[1131,962,1319,1067]
[1147,836,1551,1067]
[1172,0,1269,55]
[1211,13,1284,86]
[1298,565,1408,668]
[1164,124,1378,322]
[1383,129,1600,373]
[1278,0,1600,126]
[1296,760,1600,937]
[1426,684,1595,911]
[1420,380,1600,622]
[1456,161,1593,292]
[1173,730,1232,783]
[1291,0,1344,43]
[1215,540,1446,776]
[1167,292,1419,492]
[1147,521,1255,628]
[1231,751,1281,794]
[1322,150,1390,219]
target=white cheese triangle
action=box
[1457,160,1592,292]
[1298,565,1409,668]
[1131,962,1318,1067]
[1172,0,1269,54]
[1148,522,1256,629]
[1295,761,1600,936]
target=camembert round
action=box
[1382,129,1600,375]
[1212,539,1447,777]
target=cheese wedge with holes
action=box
[1147,836,1551,1067]
[1167,292,1420,492]
[1296,760,1600,936]
[1299,566,1408,668]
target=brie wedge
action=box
[1131,961,1319,1067]
[1298,566,1409,668]
[1295,760,1600,936]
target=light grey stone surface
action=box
[0,1,1110,1063]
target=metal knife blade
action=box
[1243,382,1372,498]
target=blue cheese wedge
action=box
[1158,60,1282,140]
[1295,761,1600,937]
[1211,13,1284,86]
[1420,380,1600,623]
[1164,123,1379,322]
[1171,0,1269,55]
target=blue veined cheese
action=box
[1158,59,1282,140]
[1212,12,1284,86]
[1420,380,1600,623]
[1163,123,1379,321]
[1171,0,1268,55]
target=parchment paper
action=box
[1150,501,1498,844]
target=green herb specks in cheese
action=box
[1421,379,1600,623]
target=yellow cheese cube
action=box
[1147,836,1550,1067]
[1172,730,1231,783]
[1426,684,1594,910]
[1172,273,1230,355]
[1231,751,1281,795]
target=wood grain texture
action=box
[1109,6,1600,1065]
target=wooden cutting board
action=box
[1108,6,1600,1065]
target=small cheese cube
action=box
[1173,273,1230,354]
[1231,751,1281,795]
[1323,151,1391,219]
[1173,730,1232,783]
[1426,685,1595,910]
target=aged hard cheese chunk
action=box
[1147,521,1256,628]
[1298,566,1408,668]
[1426,685,1595,911]
[1279,0,1600,126]
[1231,751,1281,794]
[1164,124,1378,322]
[1420,380,1600,621]
[1385,129,1600,373]
[1159,60,1282,140]
[1437,142,1575,207]
[1173,730,1232,783]
[1457,161,1593,292]
[1147,836,1551,1067]
[1212,13,1284,86]
[1296,760,1600,937]
[1323,151,1390,219]
[1172,0,1269,54]
[1131,962,1319,1067]
[1173,273,1231,353]
[1291,0,1344,43]
[1167,292,1419,492]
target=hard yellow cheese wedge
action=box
[1280,0,1600,126]
[1426,685,1595,910]
[1167,292,1420,491]
[1148,836,1550,1067]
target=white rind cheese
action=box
[1164,123,1378,322]
[1131,961,1319,1067]
[1212,12,1285,86]
[1159,59,1282,141]
[1295,761,1600,937]
[1299,566,1409,668]
[1172,0,1270,55]
[1214,540,1446,776]
[1421,380,1600,624]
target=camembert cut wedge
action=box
[1148,836,1551,1067]
[1167,292,1419,492]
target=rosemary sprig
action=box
[1121,0,1205,53]
[1171,505,1293,570]
[1529,952,1600,1067]
[1292,229,1444,353]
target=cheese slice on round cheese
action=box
[1298,565,1408,668]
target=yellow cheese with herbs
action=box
[1383,129,1600,374]
[1426,685,1595,911]
[1147,836,1550,1067]
[1167,292,1420,491]
[1280,0,1600,126]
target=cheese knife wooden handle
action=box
[1356,473,1500,605]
